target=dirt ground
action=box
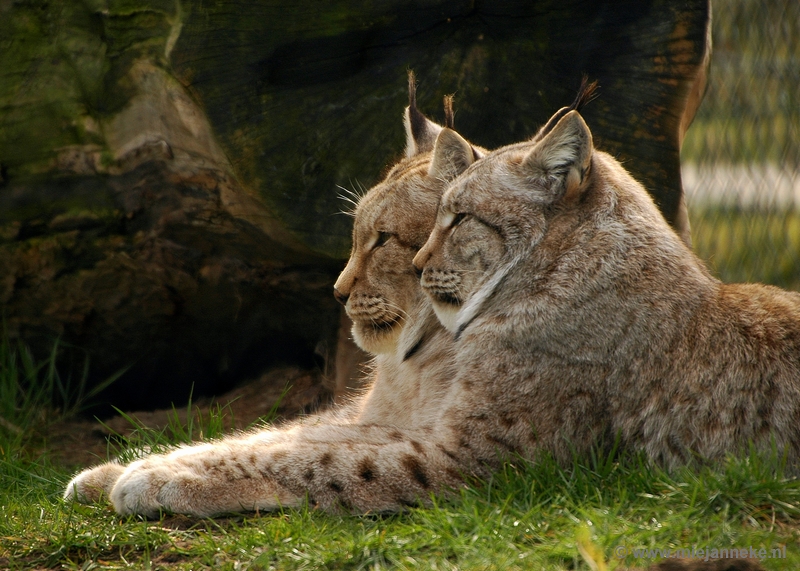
[45,365,336,470]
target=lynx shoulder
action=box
[415,109,800,468]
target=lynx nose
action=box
[333,287,349,305]
[412,248,430,276]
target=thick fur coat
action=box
[414,110,800,468]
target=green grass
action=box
[2,207,800,570]
[3,439,800,570]
[0,334,122,461]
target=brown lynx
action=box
[63,75,485,516]
[413,108,800,468]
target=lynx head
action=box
[334,73,483,354]
[413,109,595,335]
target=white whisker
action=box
[381,300,409,321]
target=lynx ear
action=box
[428,128,476,181]
[520,110,593,204]
[404,71,443,157]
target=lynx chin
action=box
[414,108,800,468]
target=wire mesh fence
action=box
[681,0,800,290]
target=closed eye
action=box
[451,213,468,228]
[374,231,392,248]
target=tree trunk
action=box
[0,0,710,411]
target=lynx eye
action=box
[373,231,392,248]
[451,213,468,227]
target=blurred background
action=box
[682,0,800,290]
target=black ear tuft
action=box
[532,76,599,144]
[570,74,600,113]
[443,94,455,130]
[407,70,429,145]
[404,70,443,157]
[408,70,417,108]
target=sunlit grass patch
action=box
[3,429,800,570]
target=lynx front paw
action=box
[108,460,303,518]
[109,463,185,518]
[64,463,127,504]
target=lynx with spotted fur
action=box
[63,76,485,516]
[414,109,800,468]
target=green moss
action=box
[0,0,178,179]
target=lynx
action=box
[63,74,485,516]
[413,108,800,468]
